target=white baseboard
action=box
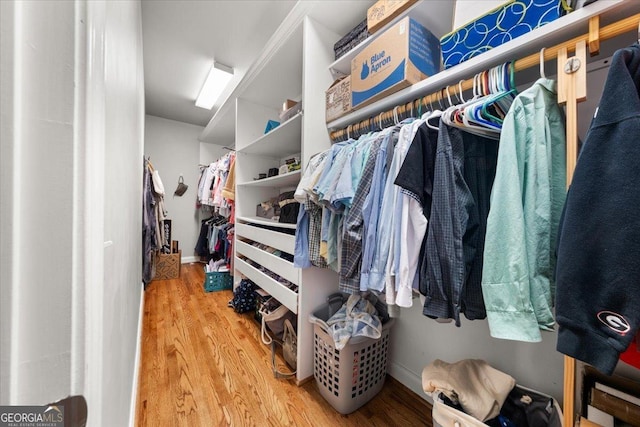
[129,286,145,427]
[181,256,198,264]
[388,361,431,403]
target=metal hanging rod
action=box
[330,13,640,142]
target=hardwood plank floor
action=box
[136,263,433,426]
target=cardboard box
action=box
[282,99,298,112]
[154,250,181,280]
[351,17,440,109]
[367,0,418,34]
[325,75,351,122]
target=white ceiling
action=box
[141,0,455,145]
[141,0,297,128]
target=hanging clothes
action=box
[422,121,498,326]
[339,133,386,293]
[221,153,236,201]
[294,150,331,269]
[142,158,157,286]
[393,122,439,306]
[364,120,418,296]
[360,126,400,291]
[482,78,566,343]
[197,151,235,217]
[555,44,640,375]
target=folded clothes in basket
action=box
[422,359,516,422]
[325,294,382,350]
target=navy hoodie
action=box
[555,44,640,375]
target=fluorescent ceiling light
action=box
[195,61,234,110]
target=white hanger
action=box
[425,91,443,130]
[540,47,546,78]
[393,106,400,125]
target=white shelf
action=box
[238,112,303,157]
[236,240,300,286]
[327,0,632,130]
[236,216,298,230]
[236,222,295,254]
[235,258,298,314]
[237,170,301,188]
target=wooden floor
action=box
[135,263,432,426]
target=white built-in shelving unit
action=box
[198,0,640,399]
[201,3,369,383]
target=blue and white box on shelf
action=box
[441,0,566,69]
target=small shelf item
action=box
[239,112,302,157]
[264,119,280,134]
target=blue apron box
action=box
[351,17,440,109]
[441,0,566,69]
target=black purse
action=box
[277,191,299,224]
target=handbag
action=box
[277,191,300,224]
[282,318,297,371]
[228,279,256,313]
[260,299,295,344]
[260,299,297,378]
[174,175,188,197]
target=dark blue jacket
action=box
[556,44,640,375]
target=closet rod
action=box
[330,12,640,142]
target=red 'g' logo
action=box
[597,311,631,335]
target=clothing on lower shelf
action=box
[422,359,516,422]
[195,214,234,269]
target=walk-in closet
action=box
[3,1,640,426]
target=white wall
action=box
[144,115,224,261]
[1,0,77,404]
[388,304,565,402]
[200,141,228,165]
[100,1,145,426]
[0,0,16,404]
[0,1,145,426]
[452,0,506,29]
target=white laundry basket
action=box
[309,298,394,415]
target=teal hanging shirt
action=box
[482,78,566,342]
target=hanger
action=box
[459,62,516,137]
[425,91,443,130]
[540,47,547,78]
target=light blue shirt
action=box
[360,130,393,290]
[331,134,372,209]
[314,140,351,202]
[293,202,311,268]
[367,119,421,291]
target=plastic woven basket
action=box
[309,301,394,414]
[204,267,233,292]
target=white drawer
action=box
[235,240,300,285]
[236,222,295,254]
[234,257,298,314]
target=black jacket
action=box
[555,44,640,375]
